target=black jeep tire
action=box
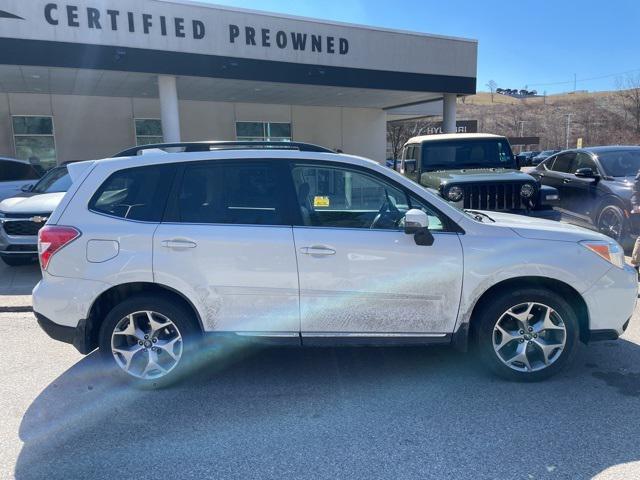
[1,255,36,267]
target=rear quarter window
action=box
[89,164,176,222]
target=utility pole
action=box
[565,113,574,149]
[573,73,577,92]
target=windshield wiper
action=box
[464,209,496,223]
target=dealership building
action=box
[0,0,477,169]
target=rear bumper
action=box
[35,312,93,354]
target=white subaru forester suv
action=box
[32,141,637,386]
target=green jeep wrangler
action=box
[396,133,559,217]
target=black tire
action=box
[98,294,200,388]
[1,255,35,267]
[597,204,627,243]
[474,287,579,382]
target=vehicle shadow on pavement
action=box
[14,338,640,480]
[0,262,40,297]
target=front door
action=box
[153,160,300,334]
[289,162,464,337]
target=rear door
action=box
[290,161,463,338]
[153,159,300,334]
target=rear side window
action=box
[0,160,40,181]
[89,165,175,221]
[177,161,289,225]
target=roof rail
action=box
[114,141,335,157]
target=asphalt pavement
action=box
[1,262,640,480]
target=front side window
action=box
[12,116,57,171]
[0,160,40,182]
[291,164,444,230]
[236,122,292,141]
[572,153,598,173]
[89,165,175,221]
[178,162,288,225]
[551,153,575,173]
[135,119,163,146]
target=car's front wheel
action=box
[475,288,579,381]
[597,204,627,243]
[98,295,200,387]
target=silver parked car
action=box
[30,141,637,386]
[0,165,70,266]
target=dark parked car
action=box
[529,146,640,246]
[531,150,560,166]
[516,150,540,167]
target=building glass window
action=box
[135,119,164,146]
[12,116,57,171]
[236,122,292,141]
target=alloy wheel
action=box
[110,311,183,380]
[492,302,566,373]
[599,209,623,240]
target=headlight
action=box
[520,184,535,198]
[581,241,625,269]
[0,212,5,223]
[446,186,464,202]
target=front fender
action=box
[454,233,612,337]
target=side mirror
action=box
[575,168,599,179]
[21,183,34,192]
[404,209,434,246]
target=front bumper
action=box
[0,218,40,257]
[582,264,638,338]
[35,312,93,354]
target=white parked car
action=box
[32,142,637,386]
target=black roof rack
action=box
[114,141,334,157]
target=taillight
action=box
[38,226,81,271]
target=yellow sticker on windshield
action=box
[314,196,330,208]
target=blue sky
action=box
[199,0,640,94]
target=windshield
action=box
[597,149,640,177]
[421,139,515,171]
[32,166,71,193]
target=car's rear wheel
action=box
[475,288,579,381]
[597,205,627,243]
[98,295,200,387]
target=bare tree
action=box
[617,74,640,134]
[486,80,498,103]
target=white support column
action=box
[442,93,457,134]
[158,75,181,143]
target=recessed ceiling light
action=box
[30,74,41,79]
[254,88,262,92]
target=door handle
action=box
[300,246,336,256]
[161,239,197,249]
[563,178,572,184]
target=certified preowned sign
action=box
[1,3,350,56]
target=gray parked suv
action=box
[0,165,70,266]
